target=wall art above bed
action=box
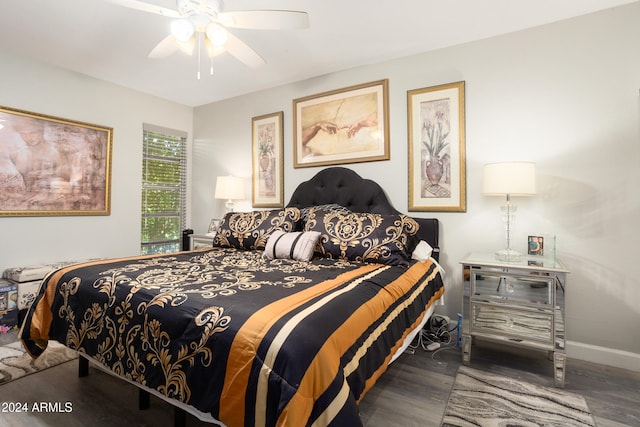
[251,111,284,208]
[408,81,466,212]
[293,79,390,168]
[0,106,113,216]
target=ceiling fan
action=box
[107,0,309,70]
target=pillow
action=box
[298,204,352,224]
[212,207,301,250]
[304,209,420,267]
[263,230,322,261]
[411,240,434,263]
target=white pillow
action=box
[411,240,434,263]
[263,230,322,262]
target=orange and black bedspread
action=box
[21,247,444,427]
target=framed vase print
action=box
[408,81,466,212]
[0,105,113,216]
[252,111,284,208]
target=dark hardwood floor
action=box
[1,335,638,426]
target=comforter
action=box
[21,247,444,427]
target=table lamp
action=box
[482,162,536,262]
[214,175,245,213]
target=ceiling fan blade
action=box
[105,0,182,18]
[176,36,196,55]
[219,10,309,30]
[224,32,265,68]
[148,35,179,58]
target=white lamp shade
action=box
[482,162,536,196]
[214,176,245,200]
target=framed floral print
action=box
[0,106,113,216]
[293,79,389,168]
[252,111,284,208]
[408,81,466,212]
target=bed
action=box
[20,167,444,427]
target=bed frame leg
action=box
[174,407,186,427]
[78,356,89,377]
[138,390,150,410]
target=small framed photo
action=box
[528,235,544,256]
[208,218,221,234]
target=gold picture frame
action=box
[293,79,389,168]
[0,106,113,216]
[252,111,284,208]
[408,81,466,212]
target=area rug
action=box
[441,366,596,427]
[0,339,78,384]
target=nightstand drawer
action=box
[471,269,554,307]
[470,303,553,344]
[189,234,214,250]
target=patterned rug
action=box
[0,339,78,384]
[441,366,596,427]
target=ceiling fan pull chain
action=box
[210,58,214,76]
[197,31,202,80]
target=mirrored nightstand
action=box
[460,252,570,387]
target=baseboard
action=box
[566,340,640,372]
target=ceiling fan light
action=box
[171,19,195,42]
[206,23,228,47]
[204,38,225,58]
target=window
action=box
[141,124,187,255]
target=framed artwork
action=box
[252,111,284,208]
[408,81,466,212]
[0,106,112,216]
[293,79,389,168]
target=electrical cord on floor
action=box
[407,315,460,360]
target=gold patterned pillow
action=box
[303,208,420,266]
[212,208,301,250]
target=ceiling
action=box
[0,0,636,107]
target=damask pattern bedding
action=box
[21,247,444,427]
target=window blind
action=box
[141,124,187,255]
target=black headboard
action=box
[287,167,439,259]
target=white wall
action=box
[193,3,640,370]
[0,51,193,268]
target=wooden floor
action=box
[1,336,638,426]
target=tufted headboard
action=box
[287,167,439,259]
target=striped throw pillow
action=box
[263,230,322,261]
